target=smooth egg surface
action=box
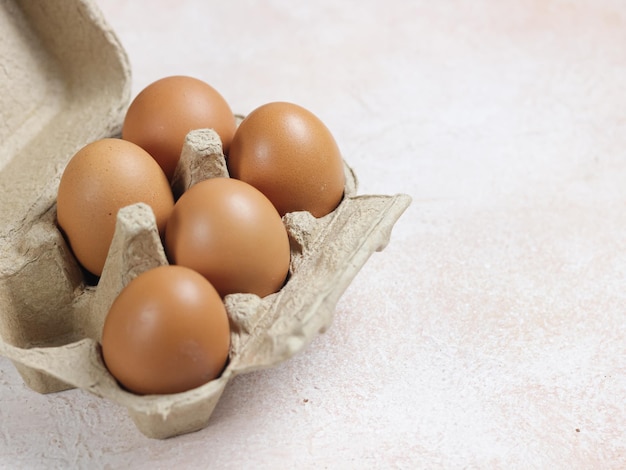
[101,265,230,395]
[165,177,290,298]
[122,75,237,180]
[227,101,345,218]
[56,138,174,277]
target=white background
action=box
[2,0,626,468]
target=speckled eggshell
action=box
[56,138,174,277]
[227,101,346,218]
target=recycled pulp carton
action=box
[0,0,411,439]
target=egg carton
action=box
[0,0,411,439]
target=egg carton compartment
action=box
[0,0,411,440]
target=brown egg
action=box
[56,138,174,277]
[227,101,345,218]
[165,177,290,298]
[101,265,230,395]
[122,75,237,180]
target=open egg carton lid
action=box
[0,0,411,439]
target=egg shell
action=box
[165,177,291,298]
[122,75,237,180]
[0,0,410,441]
[102,265,230,395]
[56,138,174,277]
[227,101,346,218]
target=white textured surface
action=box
[2,0,626,467]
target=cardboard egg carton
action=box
[0,0,411,439]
